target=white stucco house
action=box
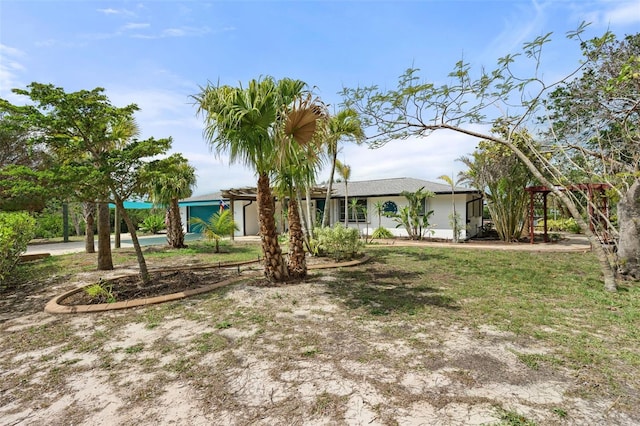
[183,177,483,241]
[320,177,483,240]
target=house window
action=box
[339,198,367,222]
[382,201,397,215]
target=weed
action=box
[85,281,116,303]
[495,407,537,425]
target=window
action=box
[339,198,367,222]
[382,201,397,215]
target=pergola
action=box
[524,183,612,244]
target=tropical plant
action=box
[390,187,435,240]
[146,154,196,248]
[191,209,238,253]
[371,226,393,240]
[458,132,535,242]
[438,174,466,242]
[335,159,351,226]
[138,214,165,234]
[321,109,365,227]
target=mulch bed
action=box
[61,269,236,306]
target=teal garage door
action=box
[188,205,216,232]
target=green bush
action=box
[0,212,36,284]
[315,224,363,261]
[33,211,63,238]
[545,218,581,234]
[138,214,166,234]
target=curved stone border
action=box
[44,255,371,314]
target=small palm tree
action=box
[321,109,364,227]
[438,173,465,242]
[191,210,238,253]
[148,154,196,248]
[335,159,351,226]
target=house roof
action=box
[328,177,477,198]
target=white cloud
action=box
[0,44,26,98]
[97,8,135,17]
[122,22,150,30]
[602,1,640,26]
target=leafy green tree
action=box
[195,77,321,282]
[544,33,640,279]
[321,109,365,227]
[146,154,196,248]
[458,129,536,242]
[191,210,238,253]
[2,83,172,285]
[341,24,626,291]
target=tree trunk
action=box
[287,197,307,280]
[256,173,288,282]
[617,178,640,279]
[96,202,113,270]
[115,198,151,285]
[167,198,186,248]
[344,183,349,226]
[322,149,338,227]
[83,201,96,254]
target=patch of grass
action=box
[124,343,144,354]
[495,407,537,425]
[191,332,227,353]
[215,320,232,329]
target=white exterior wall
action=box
[232,200,259,237]
[329,194,476,240]
[179,206,188,233]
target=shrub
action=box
[33,211,63,238]
[371,226,393,240]
[545,218,581,234]
[138,214,166,234]
[0,212,36,284]
[315,224,363,261]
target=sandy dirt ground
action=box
[0,258,635,426]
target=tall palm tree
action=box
[335,159,351,226]
[273,104,326,278]
[321,109,364,227]
[195,77,318,282]
[148,154,196,248]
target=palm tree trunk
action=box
[344,183,349,226]
[287,197,307,280]
[257,173,288,282]
[114,198,151,285]
[167,198,185,248]
[83,201,96,253]
[96,202,113,270]
[322,149,338,227]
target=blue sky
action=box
[1,0,639,196]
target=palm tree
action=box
[195,77,318,282]
[335,159,351,226]
[438,174,465,242]
[273,93,327,279]
[148,154,196,248]
[321,109,364,227]
[191,210,238,253]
